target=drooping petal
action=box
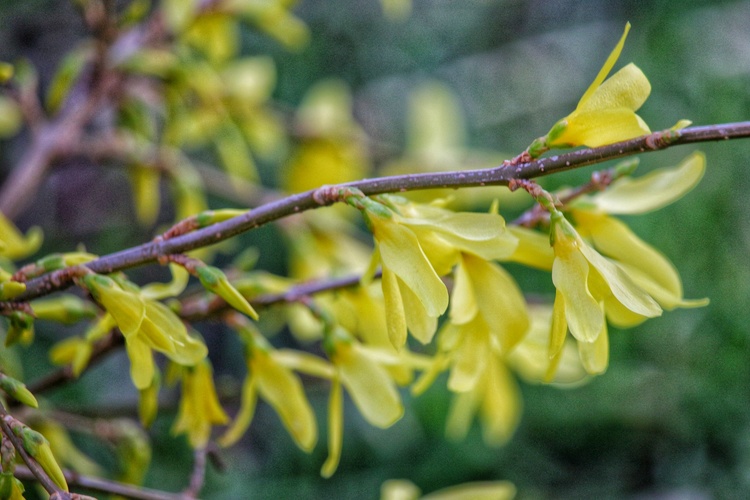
[450,257,478,325]
[479,360,522,446]
[398,275,438,344]
[219,375,258,447]
[447,319,490,393]
[321,379,343,478]
[464,254,529,353]
[381,267,407,349]
[577,318,609,375]
[334,342,403,428]
[125,337,155,390]
[252,351,317,452]
[375,220,449,317]
[552,249,603,343]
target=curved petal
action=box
[580,243,662,318]
[335,343,403,428]
[551,108,650,148]
[375,221,448,316]
[588,152,706,214]
[253,352,317,452]
[447,319,489,393]
[578,63,651,114]
[465,255,529,353]
[577,319,609,375]
[399,275,438,344]
[450,257,478,325]
[552,250,603,343]
[381,267,407,349]
[577,23,631,106]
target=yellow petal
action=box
[579,243,662,318]
[464,255,529,353]
[589,152,706,214]
[550,108,650,148]
[578,63,651,114]
[321,379,343,478]
[506,226,554,271]
[334,342,403,428]
[375,221,449,316]
[552,250,603,342]
[381,267,408,349]
[125,337,155,390]
[450,257,478,325]
[479,360,521,446]
[421,481,516,500]
[578,22,631,107]
[447,319,489,393]
[577,319,609,375]
[219,375,258,447]
[398,275,438,344]
[253,351,317,452]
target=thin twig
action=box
[8,121,750,303]
[0,404,72,499]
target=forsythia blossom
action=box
[529,22,651,155]
[361,195,516,348]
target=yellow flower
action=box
[506,304,588,385]
[82,272,207,389]
[0,211,42,260]
[532,23,651,153]
[363,196,516,348]
[220,326,317,452]
[380,479,517,500]
[445,352,521,446]
[571,152,709,325]
[550,209,661,345]
[322,327,403,477]
[172,360,229,448]
[451,253,529,354]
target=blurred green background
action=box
[2,0,750,498]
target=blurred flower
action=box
[0,211,42,260]
[531,23,651,154]
[220,324,317,452]
[380,478,516,500]
[172,360,229,448]
[322,327,403,476]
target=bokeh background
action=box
[2,0,750,498]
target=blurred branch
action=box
[14,464,184,500]
[8,121,750,303]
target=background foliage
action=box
[1,0,749,498]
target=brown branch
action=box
[8,121,750,303]
[0,404,72,499]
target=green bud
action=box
[31,294,98,324]
[5,312,33,347]
[613,158,639,178]
[195,209,248,228]
[527,136,549,159]
[196,266,259,320]
[0,281,25,301]
[23,432,68,492]
[0,374,38,408]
